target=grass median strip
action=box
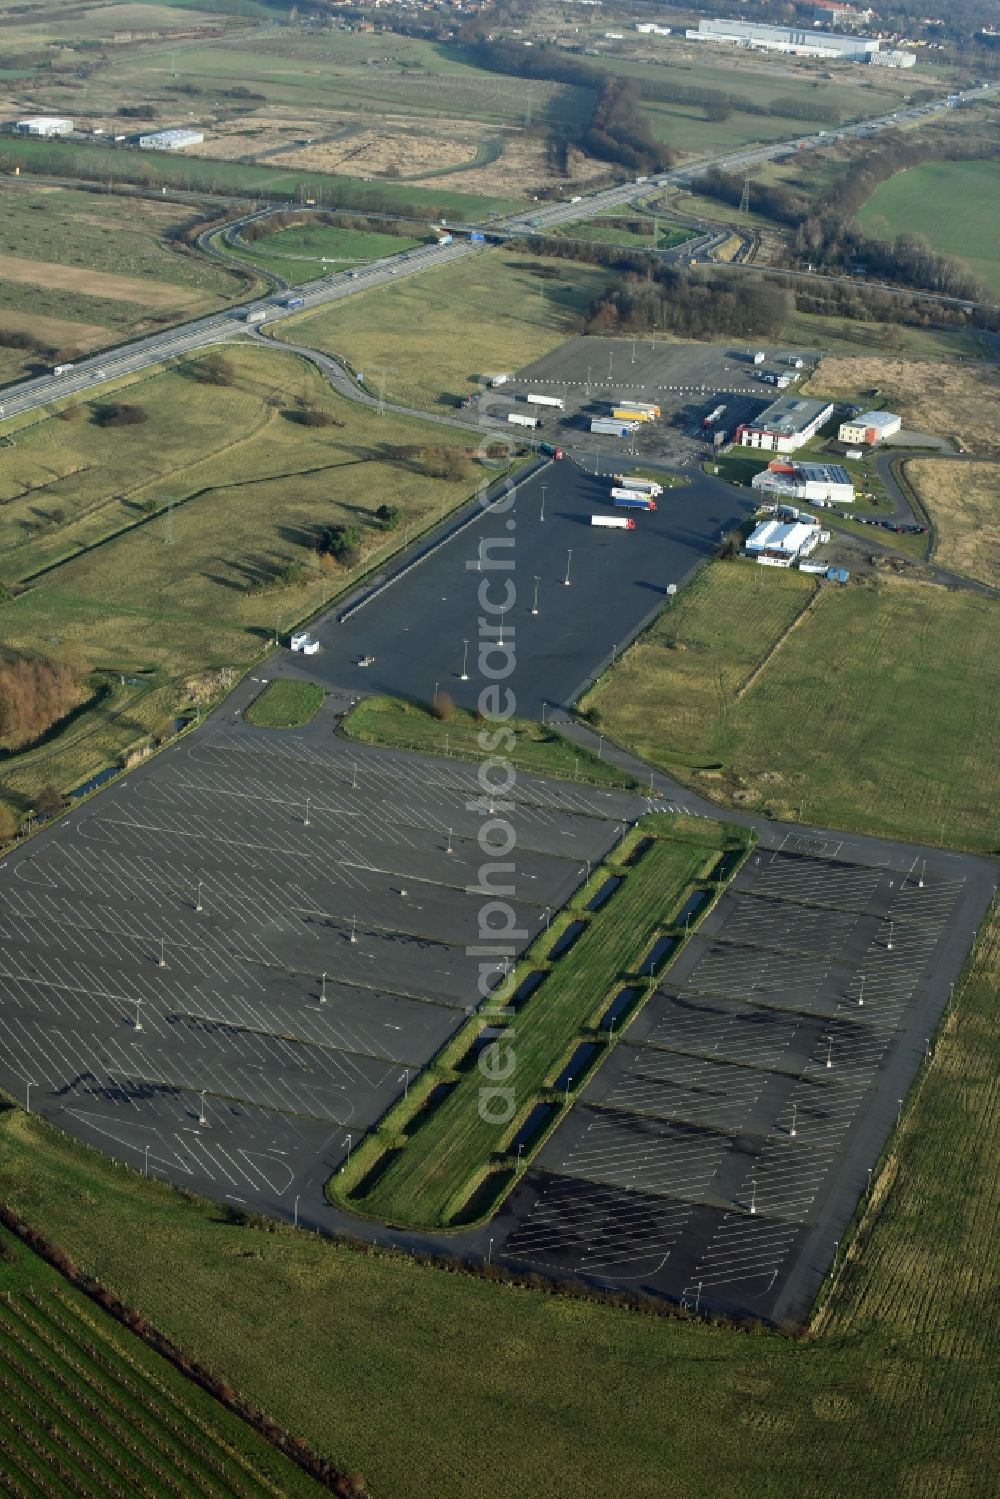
[343,695,644,791]
[333,815,747,1229]
[245,680,326,729]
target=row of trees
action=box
[0,655,85,750]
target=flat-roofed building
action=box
[737,396,834,454]
[745,518,822,566]
[752,461,855,505]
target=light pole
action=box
[446,827,453,855]
[563,548,573,587]
[400,1068,410,1100]
[488,1237,494,1265]
[886,921,894,951]
[319,971,327,1005]
[195,879,203,912]
[352,761,358,790]
[498,607,505,647]
[897,1098,903,1128]
[597,734,603,759]
[461,637,469,681]
[542,907,551,933]
[25,1080,31,1114]
[304,796,311,827]
[565,1077,573,1104]
[867,1166,873,1197]
[749,1176,757,1216]
[144,1144,150,1177]
[825,1035,833,1070]
[134,999,143,1032]
[540,484,546,523]
[294,1194,300,1228]
[541,702,547,726]
[790,1102,797,1138]
[345,1132,353,1168]
[858,973,865,1008]
[198,1090,207,1126]
[532,576,540,616]
[350,914,358,945]
[158,937,166,969]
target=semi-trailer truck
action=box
[618,401,661,418]
[613,494,656,511]
[611,486,656,505]
[613,475,663,495]
[612,406,654,423]
[591,515,636,530]
[244,309,267,324]
[526,393,564,410]
[286,295,305,309]
[703,404,726,428]
[591,418,638,437]
[508,412,542,429]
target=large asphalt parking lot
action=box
[1,701,993,1324]
[292,457,753,720]
[0,714,636,1217]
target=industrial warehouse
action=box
[685,17,915,65]
[737,396,835,454]
[744,515,823,566]
[752,461,855,505]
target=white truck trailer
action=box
[592,417,638,437]
[244,309,267,324]
[508,412,542,430]
[526,393,564,410]
[613,475,663,496]
[591,515,636,530]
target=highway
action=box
[0,80,995,425]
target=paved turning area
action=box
[494,834,990,1323]
[0,717,634,1212]
[0,712,992,1326]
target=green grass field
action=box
[0,344,494,810]
[584,563,1000,851]
[277,249,611,411]
[0,889,995,1499]
[339,819,736,1228]
[244,679,325,728]
[0,1221,321,1498]
[549,215,694,252]
[343,696,642,791]
[859,159,1000,297]
[227,221,425,280]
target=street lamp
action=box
[446,827,454,855]
[531,576,540,616]
[198,1090,207,1126]
[25,1080,32,1114]
[158,937,167,969]
[294,1194,300,1228]
[563,548,573,587]
[319,971,327,1005]
[825,1035,833,1070]
[134,999,143,1032]
[790,1102,797,1138]
[350,914,358,944]
[304,796,311,827]
[144,1143,150,1177]
[195,879,203,912]
[461,638,469,681]
[749,1177,757,1215]
[858,974,865,1007]
[886,921,894,951]
[540,484,546,523]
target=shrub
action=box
[288,406,335,427]
[431,690,454,721]
[185,353,234,386]
[35,783,65,817]
[92,402,148,428]
[374,503,401,531]
[317,524,364,568]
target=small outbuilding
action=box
[837,411,902,446]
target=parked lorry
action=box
[612,406,654,424]
[613,493,656,511]
[490,373,511,387]
[613,475,662,495]
[703,404,726,428]
[619,400,661,418]
[508,412,542,430]
[753,351,766,365]
[592,515,636,530]
[244,309,267,324]
[526,393,564,410]
[286,295,305,309]
[591,418,638,437]
[52,363,75,376]
[540,443,564,460]
[611,486,655,505]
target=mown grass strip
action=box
[334,816,747,1228]
[343,696,643,792]
[245,680,326,729]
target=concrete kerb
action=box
[338,457,554,624]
